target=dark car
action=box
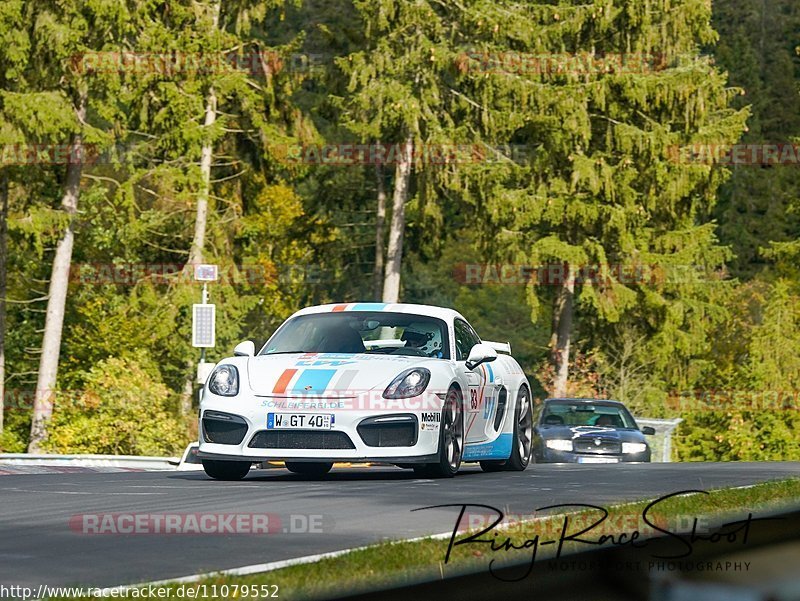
[532,398,655,463]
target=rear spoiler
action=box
[485,340,512,355]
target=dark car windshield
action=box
[260,311,450,359]
[540,402,638,428]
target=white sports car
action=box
[198,303,533,479]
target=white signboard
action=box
[192,304,216,347]
[194,264,219,282]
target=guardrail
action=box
[0,453,180,471]
[637,417,683,462]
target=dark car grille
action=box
[202,411,248,445]
[248,430,356,450]
[357,415,417,447]
[573,437,621,454]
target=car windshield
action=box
[260,311,450,359]
[540,402,637,428]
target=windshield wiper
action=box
[260,350,316,355]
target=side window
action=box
[454,319,481,361]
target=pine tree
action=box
[335,0,472,302]
[4,0,132,451]
[461,0,748,395]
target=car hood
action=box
[538,425,646,443]
[245,353,442,396]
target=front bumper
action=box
[198,392,443,463]
[536,448,651,463]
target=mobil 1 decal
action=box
[420,411,440,431]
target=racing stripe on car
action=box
[478,364,487,407]
[349,303,388,311]
[273,369,298,394]
[332,369,358,391]
[465,412,479,436]
[485,363,494,383]
[290,369,337,393]
[330,302,390,312]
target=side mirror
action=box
[642,426,656,435]
[465,343,498,370]
[233,340,256,357]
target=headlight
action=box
[208,365,239,397]
[545,439,573,451]
[622,442,647,454]
[383,368,431,399]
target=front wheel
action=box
[479,385,532,472]
[414,386,464,478]
[202,459,252,481]
[285,461,333,476]
[505,386,533,470]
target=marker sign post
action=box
[192,264,218,384]
[192,304,216,348]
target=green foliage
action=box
[1,0,798,462]
[677,411,800,461]
[44,354,187,456]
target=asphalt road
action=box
[0,462,798,588]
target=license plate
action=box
[578,456,619,464]
[267,413,334,430]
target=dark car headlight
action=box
[383,368,431,399]
[207,365,239,397]
[622,442,647,454]
[545,439,573,451]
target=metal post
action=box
[200,282,208,365]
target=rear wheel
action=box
[202,459,251,481]
[479,385,532,472]
[414,386,463,478]
[285,461,333,476]
[479,459,506,472]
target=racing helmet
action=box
[402,323,443,357]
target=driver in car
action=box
[400,327,442,358]
[595,414,616,427]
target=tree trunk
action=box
[382,136,413,303]
[179,89,217,418]
[180,2,220,417]
[28,94,87,452]
[0,172,8,435]
[550,263,575,398]
[373,163,387,300]
[187,89,217,267]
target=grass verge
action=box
[56,477,800,600]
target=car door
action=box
[453,318,493,443]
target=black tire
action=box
[479,459,506,472]
[416,386,464,478]
[479,385,532,472]
[202,459,251,481]
[284,461,333,476]
[505,385,533,470]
